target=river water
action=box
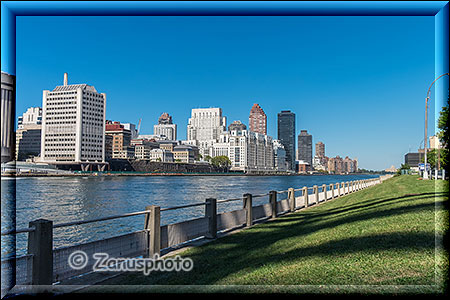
[1,174,379,257]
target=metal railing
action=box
[1,176,389,289]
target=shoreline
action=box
[1,172,383,178]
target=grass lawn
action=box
[85,175,448,294]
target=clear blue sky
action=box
[16,16,436,170]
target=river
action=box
[1,174,379,257]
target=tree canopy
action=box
[210,156,231,168]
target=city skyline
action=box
[15,16,436,170]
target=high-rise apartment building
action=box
[277,110,295,171]
[154,112,177,140]
[327,155,357,174]
[249,103,267,135]
[273,140,287,172]
[18,107,42,129]
[328,155,344,174]
[315,141,325,157]
[15,107,43,161]
[298,130,313,167]
[187,107,226,155]
[40,73,106,164]
[105,121,133,159]
[227,130,275,173]
[15,126,41,161]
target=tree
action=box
[210,156,231,168]
[436,89,449,170]
[400,163,410,170]
[396,163,410,175]
[422,148,448,169]
[437,90,449,147]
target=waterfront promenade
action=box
[88,175,448,294]
[2,175,385,296]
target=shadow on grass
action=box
[110,190,447,286]
[276,191,448,225]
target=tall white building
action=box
[273,139,287,172]
[187,108,226,155]
[40,73,106,164]
[16,107,43,161]
[18,107,42,129]
[154,112,177,140]
[225,130,277,173]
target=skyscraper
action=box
[315,141,325,157]
[154,112,177,140]
[277,110,295,171]
[40,73,106,164]
[298,130,313,167]
[187,107,227,156]
[249,103,267,135]
[16,107,42,161]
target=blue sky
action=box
[16,16,435,170]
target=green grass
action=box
[87,175,448,294]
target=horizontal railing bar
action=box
[160,202,206,211]
[53,210,152,228]
[252,193,270,198]
[277,190,288,194]
[1,226,35,236]
[217,197,242,204]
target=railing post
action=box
[269,190,277,219]
[330,184,334,199]
[205,198,217,239]
[288,188,295,212]
[27,219,53,285]
[243,193,253,226]
[145,205,160,257]
[341,182,344,196]
[322,184,327,201]
[313,185,318,204]
[302,186,308,207]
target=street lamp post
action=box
[423,73,449,179]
